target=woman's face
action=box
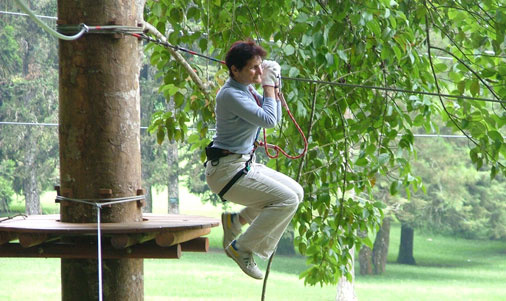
[231,55,263,85]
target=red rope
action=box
[250,89,308,160]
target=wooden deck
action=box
[0,214,220,259]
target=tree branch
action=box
[430,46,505,110]
[423,2,479,148]
[141,21,212,101]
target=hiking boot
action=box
[225,240,263,280]
[221,212,242,249]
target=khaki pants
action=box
[206,154,303,259]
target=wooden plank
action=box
[180,237,209,252]
[18,233,48,248]
[110,233,157,249]
[0,232,17,245]
[0,214,219,234]
[155,228,211,247]
[0,241,182,259]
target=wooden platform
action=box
[0,214,220,259]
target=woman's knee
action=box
[285,191,301,209]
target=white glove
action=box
[261,60,281,87]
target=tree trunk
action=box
[358,230,372,275]
[58,0,145,300]
[167,140,179,214]
[335,246,358,301]
[372,217,390,274]
[23,132,41,215]
[397,223,416,265]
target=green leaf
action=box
[156,128,165,144]
[470,79,480,97]
[174,92,185,107]
[434,63,447,72]
[392,45,402,62]
[390,181,399,195]
[488,130,504,143]
[325,53,334,66]
[198,38,208,52]
[336,50,348,62]
[284,44,295,56]
[374,201,387,209]
[288,67,299,77]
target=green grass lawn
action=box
[1,189,505,300]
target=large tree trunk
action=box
[397,223,416,265]
[23,133,41,215]
[58,1,145,300]
[372,217,390,274]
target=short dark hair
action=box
[225,40,267,78]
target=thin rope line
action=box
[0,121,149,130]
[3,121,502,139]
[56,195,145,207]
[13,0,88,40]
[97,206,103,301]
[0,10,57,20]
[2,9,503,60]
[281,76,506,104]
[0,121,58,127]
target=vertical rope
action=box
[206,0,210,81]
[96,205,103,301]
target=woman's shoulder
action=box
[218,84,249,101]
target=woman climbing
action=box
[205,40,304,280]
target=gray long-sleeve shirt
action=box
[212,78,282,154]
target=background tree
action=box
[0,0,59,214]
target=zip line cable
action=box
[0,121,148,130]
[5,2,505,104]
[281,76,506,104]
[13,0,88,41]
[0,10,57,20]
[1,121,496,140]
[133,33,505,105]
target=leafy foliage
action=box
[145,0,505,285]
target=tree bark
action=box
[167,140,179,214]
[372,217,390,274]
[397,223,416,265]
[358,230,372,275]
[166,99,179,214]
[58,0,145,300]
[23,130,41,215]
[335,246,358,301]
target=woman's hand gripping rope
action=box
[258,70,308,160]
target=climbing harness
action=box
[204,142,256,202]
